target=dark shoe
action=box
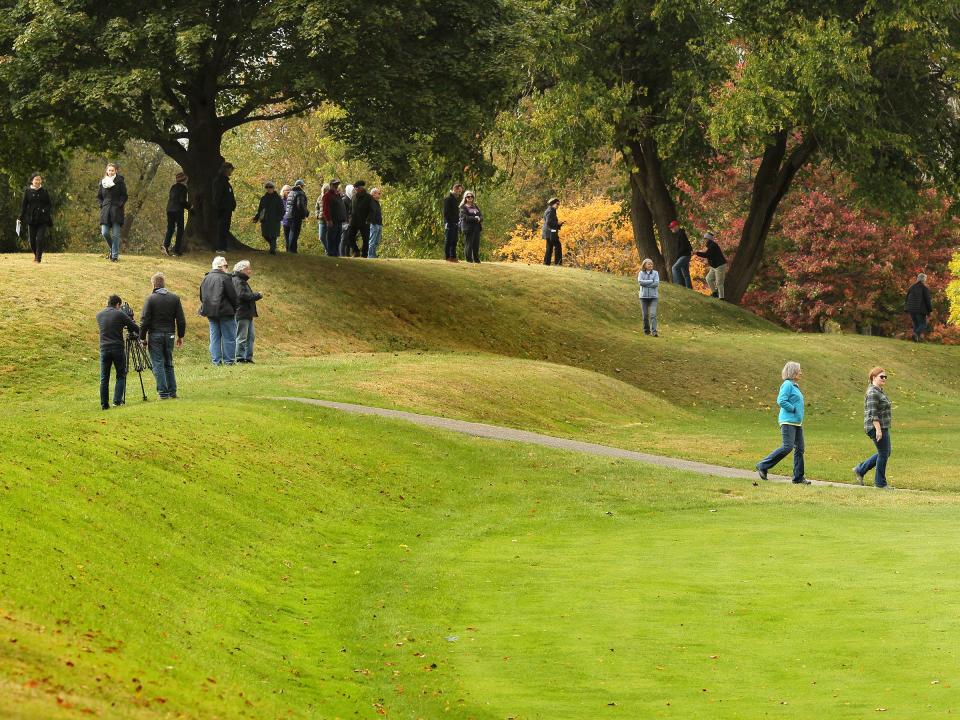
[652,332,659,337]
[246,359,255,364]
[711,291,719,298]
[792,478,811,485]
[643,330,650,335]
[112,402,124,407]
[876,483,892,490]
[852,467,864,485]
[101,405,109,410]
[756,465,768,481]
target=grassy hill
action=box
[3,252,960,719]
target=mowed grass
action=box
[3,252,960,717]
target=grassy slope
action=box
[3,253,960,718]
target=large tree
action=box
[713,0,960,303]
[0,0,517,249]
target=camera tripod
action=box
[122,331,153,403]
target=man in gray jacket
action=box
[199,256,239,365]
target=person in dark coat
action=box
[96,294,139,409]
[97,163,127,262]
[199,256,239,365]
[232,260,263,363]
[367,187,384,258]
[323,179,345,257]
[459,190,483,263]
[253,182,285,255]
[443,183,463,262]
[542,197,562,266]
[163,172,190,256]
[284,179,309,253]
[694,231,727,299]
[346,180,372,257]
[140,272,186,399]
[341,185,356,256]
[669,220,693,288]
[19,173,53,264]
[211,162,237,253]
[904,273,933,342]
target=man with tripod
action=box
[140,272,186,399]
[96,294,140,409]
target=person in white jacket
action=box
[637,258,660,336]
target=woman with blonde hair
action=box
[97,162,127,262]
[317,181,331,253]
[853,367,893,488]
[755,361,810,484]
[637,258,660,336]
[459,190,483,263]
[279,184,292,250]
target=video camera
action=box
[120,302,151,402]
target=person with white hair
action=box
[904,272,933,342]
[459,190,483,263]
[755,361,810,485]
[199,256,239,365]
[231,260,263,363]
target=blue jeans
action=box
[672,255,692,288]
[444,223,459,259]
[208,317,237,365]
[910,313,929,340]
[368,224,383,258]
[286,216,302,253]
[856,428,892,487]
[640,298,658,334]
[327,223,341,257]
[236,318,255,361]
[319,221,328,254]
[99,345,127,408]
[148,333,177,398]
[101,223,121,259]
[757,424,805,482]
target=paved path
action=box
[272,397,872,488]
[272,397,866,489]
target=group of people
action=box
[754,362,895,488]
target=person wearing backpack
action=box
[284,179,309,253]
[19,173,53,264]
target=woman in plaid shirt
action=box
[853,367,893,488]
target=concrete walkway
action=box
[272,397,866,489]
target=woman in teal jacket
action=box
[755,361,810,484]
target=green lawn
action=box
[2,252,960,718]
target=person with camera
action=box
[19,173,53,264]
[140,272,186,399]
[96,294,140,409]
[199,256,240,365]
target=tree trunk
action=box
[121,145,166,245]
[628,172,666,277]
[626,138,682,280]
[725,132,818,304]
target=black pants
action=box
[164,210,184,253]
[463,226,481,263]
[217,211,233,252]
[544,235,562,265]
[286,216,303,253]
[345,223,368,257]
[28,223,48,262]
[261,226,278,254]
[910,312,929,340]
[444,222,460,259]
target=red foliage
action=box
[677,160,960,341]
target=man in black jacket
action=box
[96,294,140,409]
[542,197,563,266]
[443,183,463,262]
[905,272,934,342]
[694,231,727,299]
[199,256,240,365]
[140,272,187,398]
[163,172,190,256]
[346,180,372,257]
[211,162,237,253]
[669,220,693,288]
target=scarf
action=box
[101,175,116,189]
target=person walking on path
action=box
[317,182,330,253]
[755,362,810,484]
[346,180,372,257]
[232,260,262,363]
[694,231,727,299]
[542,197,563,266]
[211,162,237,253]
[163,172,190,256]
[367,187,384,258]
[637,258,660,336]
[97,163,127,262]
[443,183,463,262]
[905,273,933,342]
[253,181,285,255]
[96,294,139,409]
[459,190,483,263]
[853,367,893,488]
[669,220,693,288]
[284,179,309,253]
[324,179,345,257]
[139,272,186,400]
[19,173,53,264]
[199,256,239,366]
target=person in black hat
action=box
[253,182,285,255]
[345,180,371,257]
[211,162,237,253]
[284,179,309,253]
[323,179,345,257]
[542,197,563,266]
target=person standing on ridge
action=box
[284,179,309,253]
[211,162,237,254]
[669,220,693,289]
[694,231,727,299]
[443,183,464,262]
[97,163,127,262]
[19,173,53,264]
[163,172,190,256]
[542,197,563,266]
[253,181,285,255]
[904,273,933,342]
[459,190,483,263]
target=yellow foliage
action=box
[948,251,960,325]
[496,198,640,274]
